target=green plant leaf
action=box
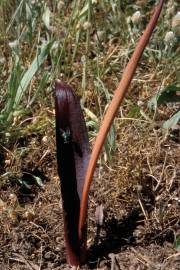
[148,84,180,110]
[42,6,51,30]
[163,111,180,130]
[32,175,44,189]
[174,236,180,251]
[158,85,180,103]
[127,106,141,118]
[13,40,54,109]
[28,71,50,106]
[3,62,23,121]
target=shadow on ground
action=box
[87,208,141,268]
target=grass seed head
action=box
[172,12,180,35]
[57,1,65,12]
[131,11,142,25]
[167,0,175,7]
[164,31,176,45]
[83,21,92,31]
[167,6,175,17]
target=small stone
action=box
[56,237,62,243]
[5,159,11,166]
[55,246,61,252]
[44,251,54,260]
[136,185,143,192]
[42,136,48,143]
[137,100,144,107]
[9,193,18,204]
[23,210,35,221]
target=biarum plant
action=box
[55,82,90,265]
[54,0,164,266]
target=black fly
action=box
[59,128,83,157]
[59,128,71,144]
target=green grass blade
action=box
[13,40,54,109]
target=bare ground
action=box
[0,117,179,270]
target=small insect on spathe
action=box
[59,128,71,144]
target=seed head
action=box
[172,12,180,35]
[9,40,19,49]
[167,6,175,17]
[57,1,65,11]
[83,21,92,30]
[164,31,175,45]
[167,0,175,9]
[131,11,142,25]
[93,30,105,42]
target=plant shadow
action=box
[87,208,141,268]
[11,168,49,205]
